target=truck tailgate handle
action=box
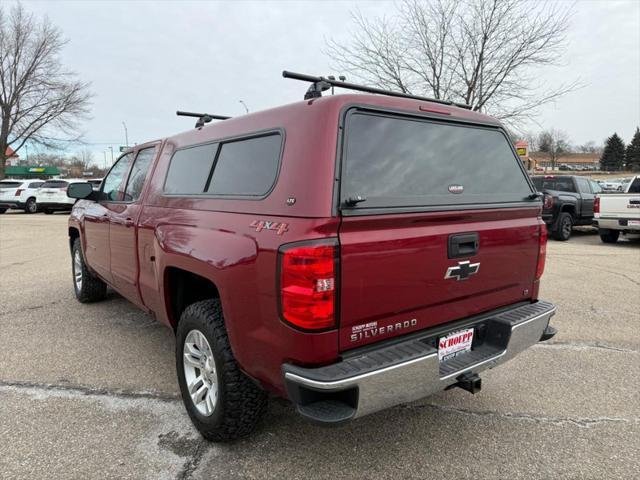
[448,233,479,259]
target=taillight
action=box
[535,224,547,280]
[594,197,600,214]
[15,189,24,197]
[543,194,553,210]
[279,240,337,331]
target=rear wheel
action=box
[72,238,107,302]
[176,299,267,442]
[553,212,573,241]
[0,208,6,214]
[599,229,619,243]
[25,198,37,214]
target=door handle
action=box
[448,233,479,259]
[124,217,135,227]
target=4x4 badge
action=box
[445,260,480,281]
[250,220,289,235]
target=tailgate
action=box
[597,194,640,218]
[338,208,541,350]
[337,109,541,352]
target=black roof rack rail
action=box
[282,70,472,110]
[176,110,231,129]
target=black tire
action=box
[43,209,53,214]
[0,208,6,214]
[176,299,267,442]
[553,212,573,241]
[25,197,37,214]
[71,238,107,303]
[599,229,619,243]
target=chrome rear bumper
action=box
[283,301,556,424]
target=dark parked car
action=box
[67,72,557,441]
[531,175,601,240]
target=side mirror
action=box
[67,182,94,200]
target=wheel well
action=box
[68,227,80,251]
[165,267,220,329]
[560,205,575,217]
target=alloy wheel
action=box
[73,249,83,291]
[183,329,218,416]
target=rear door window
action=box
[207,134,281,196]
[341,112,532,209]
[28,182,44,188]
[576,178,591,194]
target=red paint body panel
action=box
[68,93,542,398]
[338,208,542,350]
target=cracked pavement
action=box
[0,213,638,480]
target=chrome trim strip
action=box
[285,353,438,391]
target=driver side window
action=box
[101,153,132,201]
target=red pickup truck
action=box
[68,73,556,441]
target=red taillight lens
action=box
[543,194,553,210]
[536,224,547,280]
[15,189,24,197]
[280,241,337,331]
[594,197,600,214]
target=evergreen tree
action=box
[600,133,626,171]
[625,127,640,171]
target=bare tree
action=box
[326,0,578,125]
[0,3,92,179]
[538,129,570,170]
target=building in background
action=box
[529,152,600,170]
[4,147,19,166]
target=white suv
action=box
[0,179,45,214]
[35,179,86,214]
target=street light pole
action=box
[122,121,129,147]
[239,100,249,114]
[109,146,114,164]
[103,151,107,169]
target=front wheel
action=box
[43,209,53,215]
[0,208,6,214]
[599,229,619,243]
[71,238,107,302]
[553,212,573,241]
[25,198,37,214]
[176,299,267,442]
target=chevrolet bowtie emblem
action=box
[445,260,480,281]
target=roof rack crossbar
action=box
[176,110,231,129]
[282,70,472,110]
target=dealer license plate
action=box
[628,220,640,226]
[438,328,474,362]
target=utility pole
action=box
[122,121,129,147]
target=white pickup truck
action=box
[594,176,640,243]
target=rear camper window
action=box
[207,134,281,196]
[164,143,218,194]
[341,113,532,209]
[165,133,282,197]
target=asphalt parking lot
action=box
[0,212,638,480]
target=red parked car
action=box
[67,72,556,441]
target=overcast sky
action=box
[17,0,640,165]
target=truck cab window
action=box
[101,153,132,201]
[124,147,156,201]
